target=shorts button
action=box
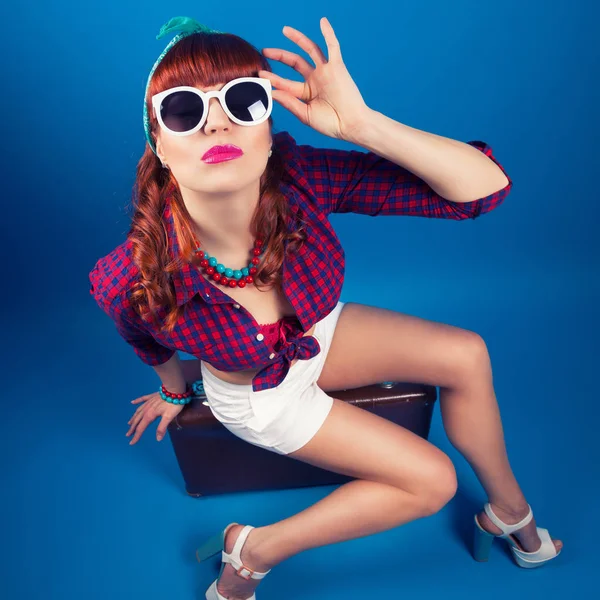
[256,333,264,341]
[269,352,276,359]
[233,303,240,309]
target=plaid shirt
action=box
[89,130,512,392]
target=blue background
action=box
[3,0,597,598]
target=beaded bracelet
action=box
[158,379,205,405]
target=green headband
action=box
[143,16,224,156]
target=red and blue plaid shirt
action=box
[89,130,512,391]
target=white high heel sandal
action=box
[196,523,271,600]
[473,503,561,568]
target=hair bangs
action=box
[148,32,270,98]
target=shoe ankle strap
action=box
[484,503,533,534]
[231,525,253,560]
[223,525,272,580]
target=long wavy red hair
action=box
[127,32,305,336]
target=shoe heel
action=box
[196,523,237,563]
[473,514,495,562]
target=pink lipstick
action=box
[202,144,243,163]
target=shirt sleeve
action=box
[89,263,176,366]
[294,138,513,220]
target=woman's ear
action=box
[155,135,163,159]
[155,137,169,167]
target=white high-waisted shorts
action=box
[200,301,345,455]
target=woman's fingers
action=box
[128,393,160,424]
[128,413,154,445]
[126,411,144,437]
[269,89,310,125]
[258,70,306,101]
[126,393,183,444]
[131,396,148,404]
[262,47,314,80]
[127,401,156,434]
[127,403,147,425]
[319,17,342,61]
[155,415,173,442]
[128,406,142,423]
[281,24,328,66]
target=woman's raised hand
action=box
[126,391,185,445]
[259,17,370,142]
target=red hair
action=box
[127,32,305,336]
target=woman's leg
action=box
[439,371,561,552]
[206,303,563,598]
[214,398,458,600]
[312,303,562,555]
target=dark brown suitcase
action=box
[167,359,437,496]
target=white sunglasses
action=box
[151,76,273,136]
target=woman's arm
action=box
[152,352,190,394]
[346,108,510,203]
[178,358,203,387]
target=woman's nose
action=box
[204,97,231,130]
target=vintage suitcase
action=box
[167,359,437,496]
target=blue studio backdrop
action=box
[2,1,597,598]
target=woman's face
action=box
[154,81,272,194]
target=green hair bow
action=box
[143,17,224,156]
[156,16,223,39]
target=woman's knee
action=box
[453,331,492,384]
[419,454,458,516]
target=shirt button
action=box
[233,303,240,309]
[269,353,276,359]
[256,333,264,341]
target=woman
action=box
[89,15,562,600]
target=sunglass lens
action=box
[160,91,204,132]
[225,82,269,122]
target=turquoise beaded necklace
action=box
[192,234,264,288]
